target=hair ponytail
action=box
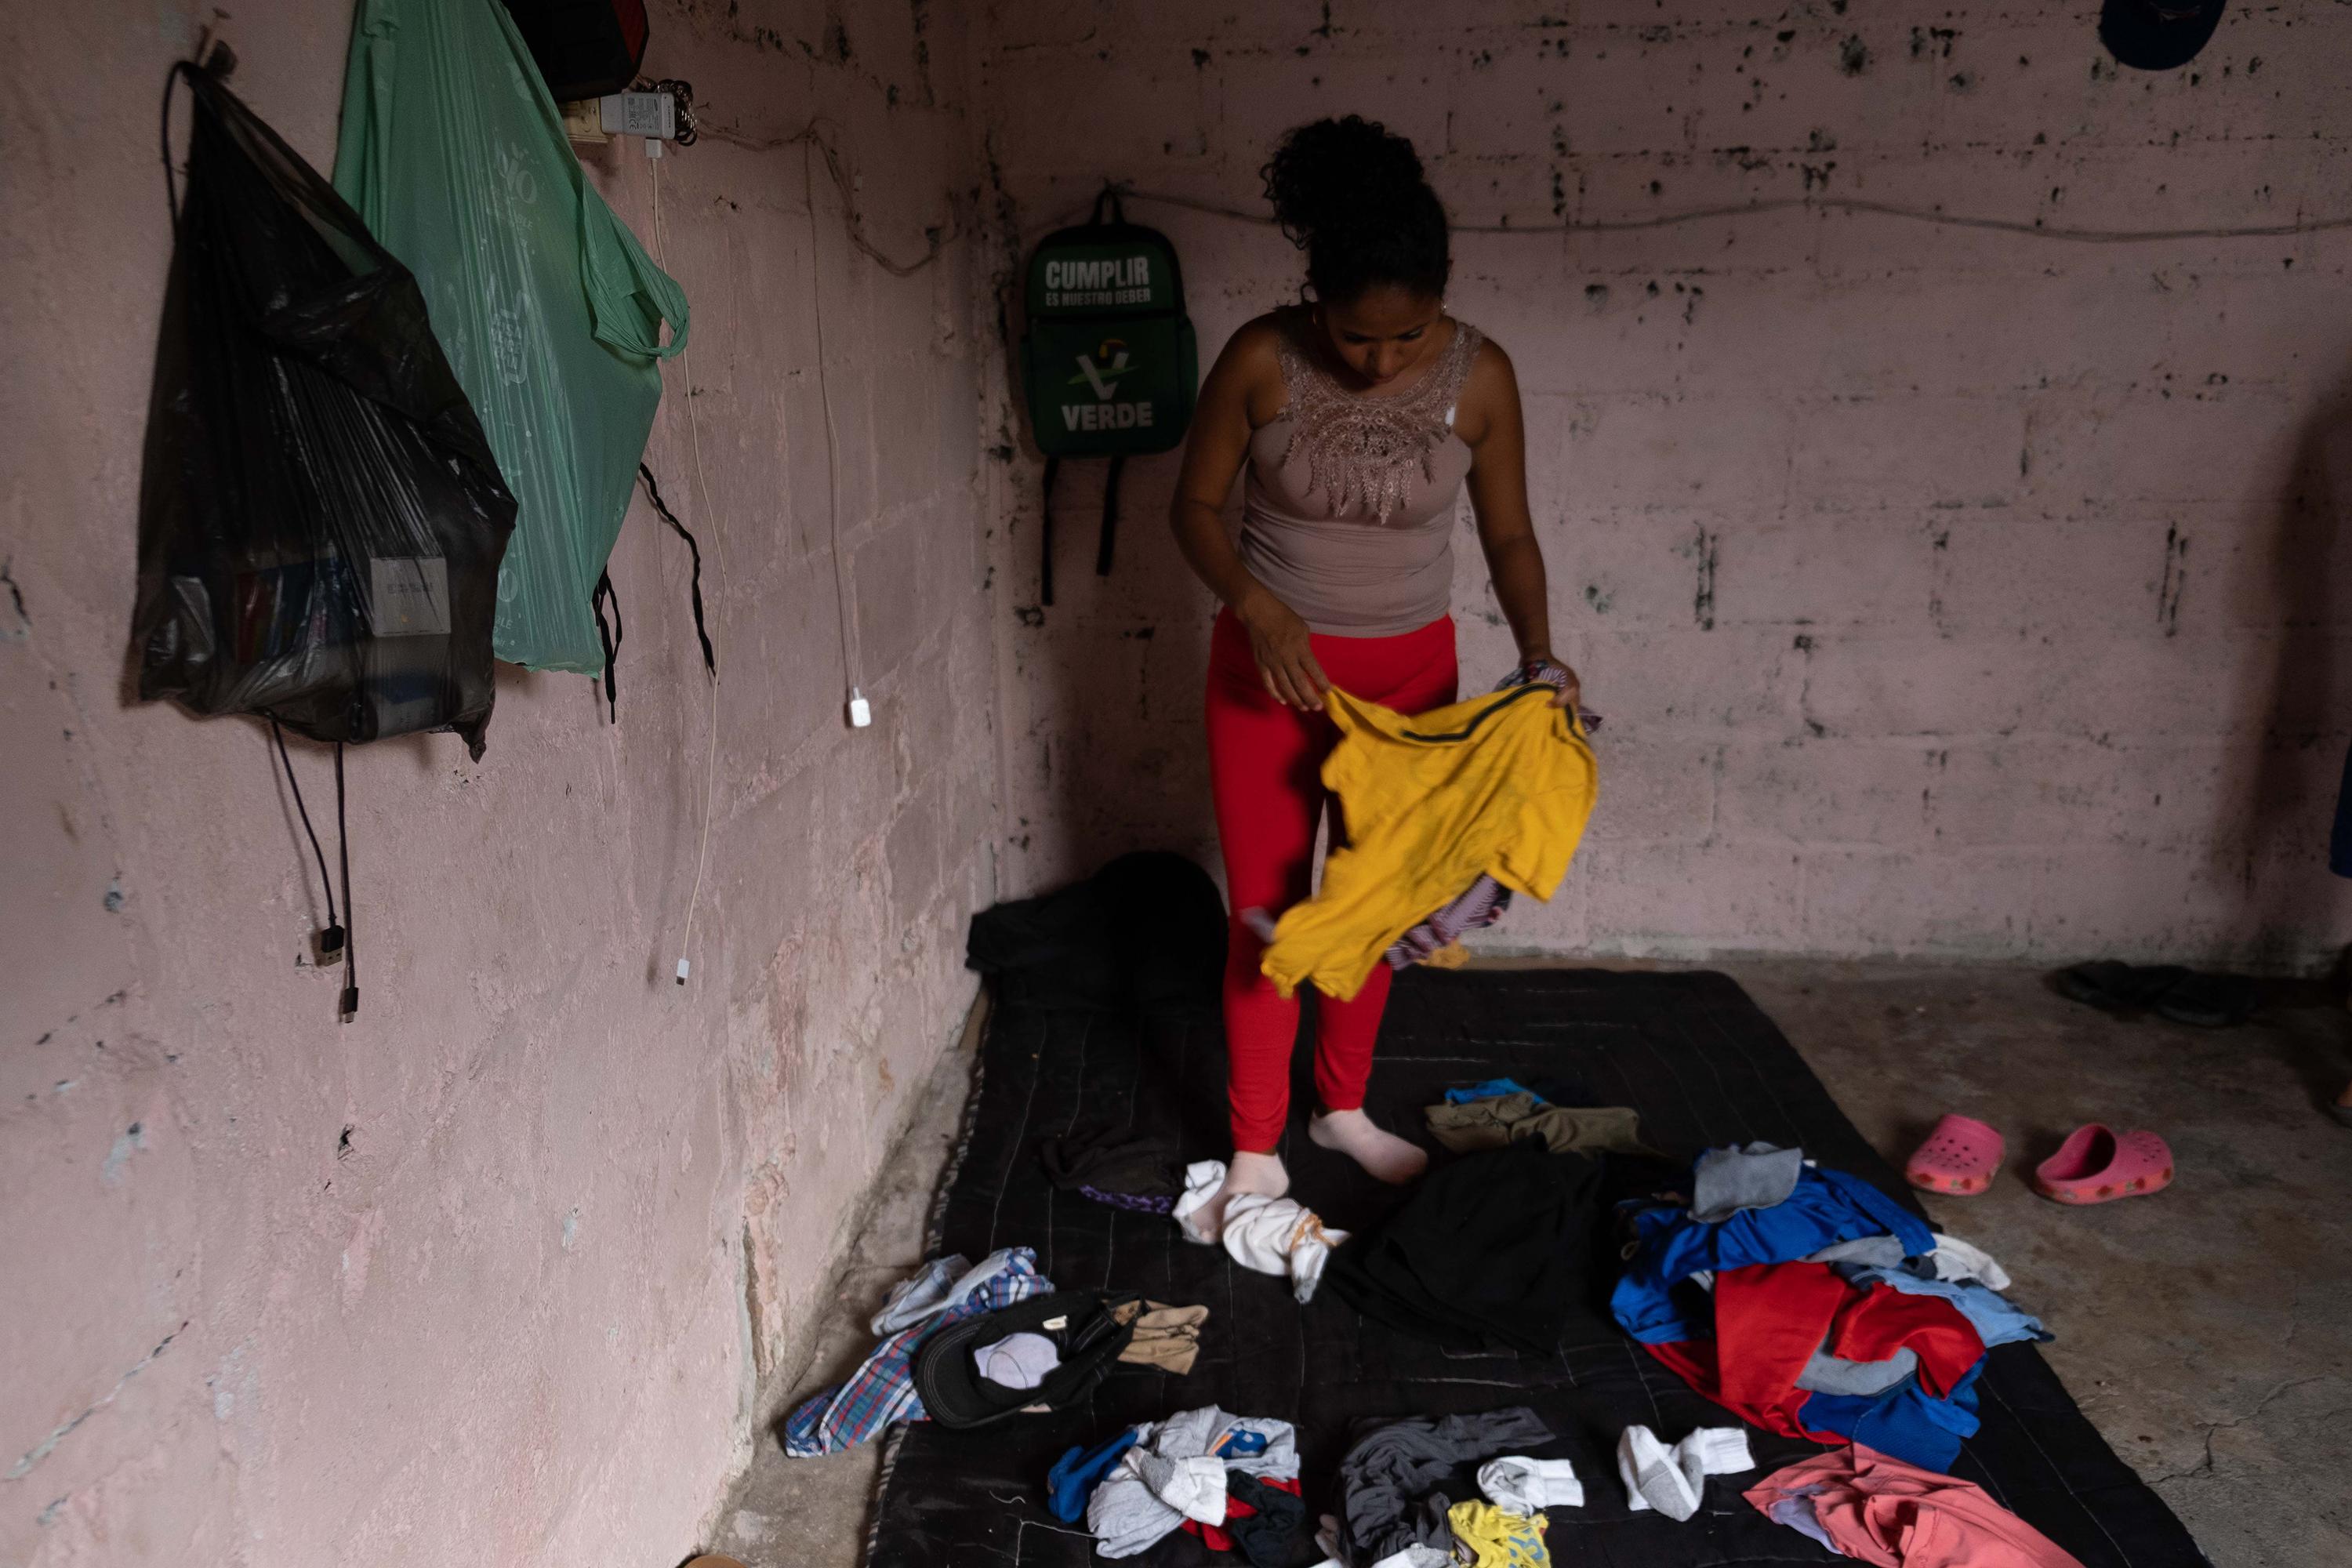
[1261,115,1450,304]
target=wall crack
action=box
[5,1327,183,1482]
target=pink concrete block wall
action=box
[10,3,2352,1564]
[978,0,2352,967]
[3,2,995,1563]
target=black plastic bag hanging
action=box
[134,58,516,758]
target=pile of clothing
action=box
[1611,1143,2047,1472]
[1310,1402,2083,1566]
[783,1248,1051,1456]
[1422,1077,1654,1159]
[1329,1408,1559,1568]
[1065,1406,1305,1564]
[964,850,1228,1017]
[783,1058,2082,1567]
[1319,1408,1764,1566]
[784,1249,1210,1456]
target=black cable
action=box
[637,464,717,677]
[335,742,358,1020]
[160,42,235,231]
[160,61,187,230]
[1098,183,2352,245]
[271,720,339,935]
[592,568,622,720]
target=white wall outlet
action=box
[560,100,608,144]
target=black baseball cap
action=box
[2100,0,2227,71]
[913,1292,1135,1429]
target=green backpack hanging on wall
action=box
[1020,188,1196,605]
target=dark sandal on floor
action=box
[2054,961,2188,1013]
[2150,971,2256,1028]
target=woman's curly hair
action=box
[1261,115,1451,305]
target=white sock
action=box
[1308,1109,1428,1184]
[1618,1426,1704,1520]
[1367,1550,1454,1568]
[1479,1455,1584,1514]
[1690,1427,1752,1476]
[1930,1231,2012,1291]
[1617,1426,1755,1521]
[1172,1160,1228,1245]
[1171,1154,1289,1244]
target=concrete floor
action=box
[706,960,2352,1568]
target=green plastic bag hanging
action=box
[332,0,688,674]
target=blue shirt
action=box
[1611,1163,1936,1343]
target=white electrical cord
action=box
[638,125,878,983]
[648,154,724,985]
[803,136,864,721]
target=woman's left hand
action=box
[1519,655,1581,710]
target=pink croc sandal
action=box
[2034,1123,2174,1205]
[1906,1113,2005,1196]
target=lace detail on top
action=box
[1274,318,1486,525]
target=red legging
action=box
[1204,607,1459,1152]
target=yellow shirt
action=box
[1447,1500,1552,1568]
[1263,682,1598,1002]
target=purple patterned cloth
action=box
[1385,874,1514,969]
[1494,657,1601,731]
[782,1247,1051,1455]
[1080,1184,1178,1216]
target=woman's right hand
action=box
[1240,593,1330,711]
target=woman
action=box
[1171,116,1581,1237]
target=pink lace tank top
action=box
[1238,315,1483,637]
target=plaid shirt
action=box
[782,1247,1051,1456]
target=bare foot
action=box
[1181,1151,1290,1243]
[1310,1109,1429,1185]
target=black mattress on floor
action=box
[862,965,2205,1567]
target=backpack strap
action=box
[1095,452,1125,579]
[1040,454,1061,607]
[1040,451,1125,603]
